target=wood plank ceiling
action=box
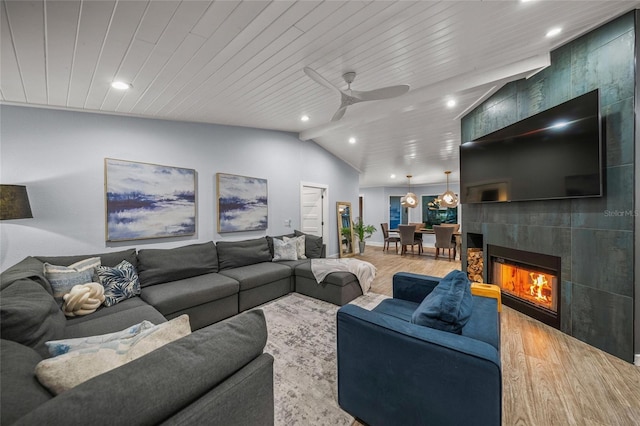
[1,0,637,187]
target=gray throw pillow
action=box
[294,230,324,258]
[137,242,218,287]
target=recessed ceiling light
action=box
[546,27,562,38]
[446,99,456,108]
[390,174,396,179]
[348,137,356,144]
[111,81,131,90]
[300,115,310,122]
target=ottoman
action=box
[294,262,363,306]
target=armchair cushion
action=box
[411,270,473,334]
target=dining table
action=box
[390,227,462,260]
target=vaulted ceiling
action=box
[1,0,636,187]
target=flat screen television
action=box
[460,89,602,204]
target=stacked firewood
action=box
[467,249,484,283]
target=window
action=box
[421,195,458,229]
[389,196,408,229]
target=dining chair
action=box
[439,224,460,259]
[433,225,455,260]
[398,225,421,255]
[409,222,425,245]
[381,223,400,253]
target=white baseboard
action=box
[635,354,640,367]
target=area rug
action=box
[257,292,389,426]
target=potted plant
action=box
[352,218,376,254]
[341,226,353,253]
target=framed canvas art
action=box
[217,173,268,232]
[105,158,196,241]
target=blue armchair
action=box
[337,272,501,426]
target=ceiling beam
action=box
[298,53,551,141]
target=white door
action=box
[301,185,324,237]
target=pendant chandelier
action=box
[401,175,418,208]
[439,171,458,208]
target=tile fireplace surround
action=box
[460,12,636,363]
[461,221,633,363]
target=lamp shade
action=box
[402,175,418,208]
[0,185,33,220]
[440,190,458,208]
[404,192,418,207]
[439,171,459,208]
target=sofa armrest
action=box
[337,305,501,426]
[161,353,274,426]
[392,272,442,303]
[16,310,270,426]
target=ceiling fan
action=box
[303,67,410,122]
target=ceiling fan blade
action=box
[331,106,348,122]
[303,67,341,94]
[351,84,410,101]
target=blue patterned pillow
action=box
[45,320,155,357]
[96,260,141,307]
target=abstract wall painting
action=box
[217,173,267,233]
[105,158,196,241]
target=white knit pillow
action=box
[62,283,105,317]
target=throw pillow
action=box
[272,238,298,261]
[411,270,473,334]
[36,315,191,394]
[96,260,141,307]
[294,230,324,258]
[45,320,156,357]
[284,235,306,259]
[61,283,106,317]
[43,257,101,307]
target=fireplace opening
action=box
[487,245,561,329]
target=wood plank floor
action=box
[350,245,640,426]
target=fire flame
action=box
[529,273,549,302]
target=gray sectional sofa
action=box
[0,232,363,425]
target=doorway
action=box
[300,183,328,243]
[389,196,408,229]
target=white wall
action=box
[0,105,359,270]
[360,183,461,248]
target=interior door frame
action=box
[300,181,329,246]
